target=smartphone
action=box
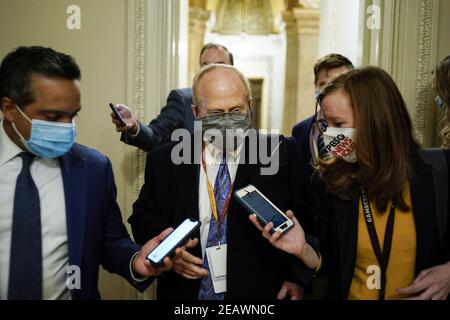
[109,102,127,127]
[234,185,294,235]
[146,218,201,266]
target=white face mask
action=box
[322,127,357,163]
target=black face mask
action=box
[198,111,252,151]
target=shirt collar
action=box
[0,119,25,165]
[203,140,244,164]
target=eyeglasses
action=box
[435,96,446,109]
[313,99,328,134]
[198,111,249,123]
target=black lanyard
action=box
[360,190,396,300]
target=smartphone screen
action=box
[241,191,288,228]
[147,219,200,265]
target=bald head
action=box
[192,64,252,117]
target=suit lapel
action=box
[233,161,256,191]
[59,147,88,270]
[172,144,201,260]
[410,154,437,274]
[335,196,359,299]
[175,162,200,221]
[233,131,261,190]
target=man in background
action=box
[292,53,354,179]
[111,43,234,152]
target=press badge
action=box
[205,244,227,294]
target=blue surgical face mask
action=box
[435,96,446,109]
[12,105,76,159]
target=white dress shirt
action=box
[198,142,242,258]
[0,119,70,300]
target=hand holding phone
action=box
[234,185,294,235]
[146,219,201,266]
[109,102,127,127]
[131,227,175,278]
[236,185,320,269]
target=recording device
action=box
[109,102,127,127]
[146,219,201,266]
[234,185,294,235]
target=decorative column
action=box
[282,5,320,135]
[361,0,441,146]
[188,2,210,85]
[414,0,437,146]
[125,0,188,300]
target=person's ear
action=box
[1,97,18,122]
[248,97,254,112]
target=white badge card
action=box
[205,244,227,294]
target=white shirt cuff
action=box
[129,251,149,282]
[127,122,141,138]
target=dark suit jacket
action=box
[128,131,317,300]
[291,116,315,182]
[310,150,450,299]
[59,143,149,299]
[121,88,194,152]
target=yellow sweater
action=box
[348,185,417,300]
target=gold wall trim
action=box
[131,0,147,201]
[127,0,147,300]
[414,0,434,145]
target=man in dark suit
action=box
[0,46,172,300]
[291,54,354,179]
[129,64,317,300]
[111,43,234,152]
